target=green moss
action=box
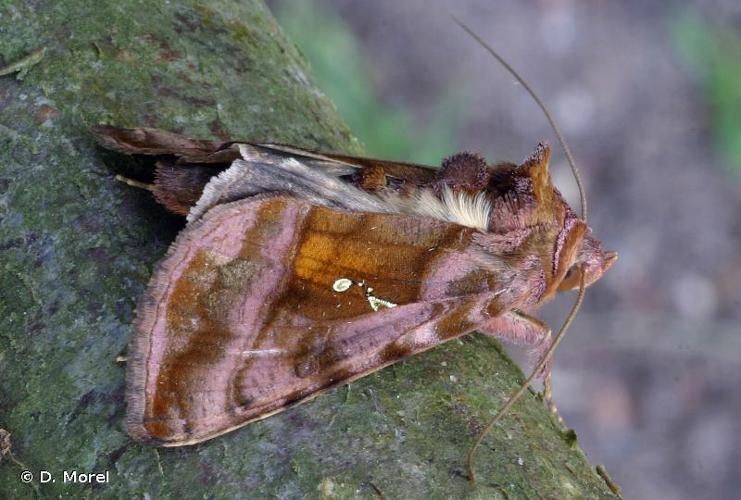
[0,0,617,498]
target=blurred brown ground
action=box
[268,1,741,498]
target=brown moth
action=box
[96,125,616,449]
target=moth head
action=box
[547,186,615,292]
[557,232,617,291]
[480,143,615,292]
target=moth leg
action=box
[542,371,562,422]
[478,310,561,417]
[116,160,218,216]
[478,309,550,351]
[115,174,155,191]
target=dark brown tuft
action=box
[485,162,521,197]
[436,152,490,191]
[152,160,223,215]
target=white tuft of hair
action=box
[381,186,491,231]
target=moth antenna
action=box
[451,16,587,223]
[466,266,587,483]
[452,17,591,482]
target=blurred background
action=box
[266,1,741,498]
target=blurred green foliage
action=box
[673,13,741,174]
[271,0,463,165]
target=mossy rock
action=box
[0,0,618,497]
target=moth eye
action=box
[564,267,575,279]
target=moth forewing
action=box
[126,193,525,445]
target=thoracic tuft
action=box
[438,152,490,191]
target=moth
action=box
[96,124,616,450]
